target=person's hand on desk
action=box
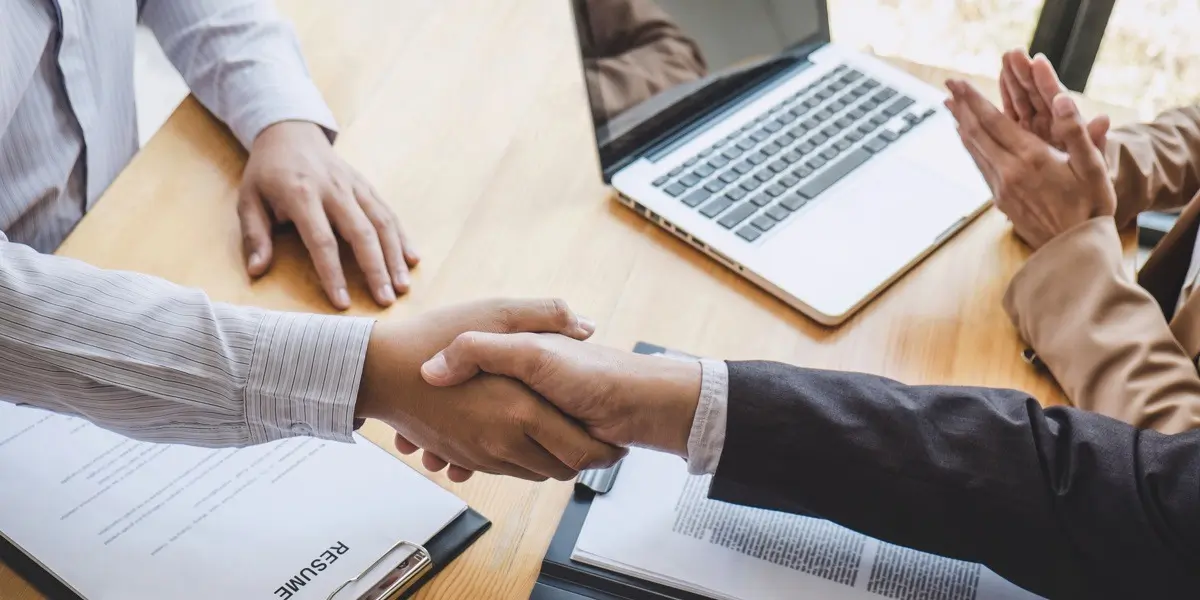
[353,299,627,483]
[240,121,419,310]
[945,77,1117,250]
[420,333,703,457]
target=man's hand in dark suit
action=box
[419,332,701,455]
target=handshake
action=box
[352,299,704,482]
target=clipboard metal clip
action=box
[327,540,432,600]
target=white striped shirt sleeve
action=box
[0,235,374,447]
[139,0,339,148]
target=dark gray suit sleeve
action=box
[709,361,1200,599]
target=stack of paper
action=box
[0,402,466,599]
[573,449,1043,600]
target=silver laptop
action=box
[572,0,990,324]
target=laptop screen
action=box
[573,0,828,152]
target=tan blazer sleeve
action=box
[1003,217,1200,434]
[1109,105,1200,228]
[581,0,707,122]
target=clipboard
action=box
[532,343,708,600]
[1,503,489,600]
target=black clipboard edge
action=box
[0,508,489,600]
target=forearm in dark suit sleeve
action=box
[709,361,1200,599]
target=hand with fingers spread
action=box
[240,121,419,310]
[945,78,1117,249]
[998,49,1110,154]
[352,299,626,483]
[420,332,703,456]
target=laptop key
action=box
[841,69,863,82]
[719,170,741,184]
[704,179,727,193]
[779,174,800,188]
[718,203,758,229]
[699,197,734,218]
[864,137,888,153]
[664,182,687,197]
[740,178,763,191]
[744,134,765,146]
[783,150,804,164]
[815,88,833,100]
[835,116,855,128]
[803,96,822,109]
[762,142,783,155]
[872,88,897,103]
[802,117,821,129]
[766,205,792,221]
[781,194,808,211]
[847,108,866,120]
[821,124,839,137]
[765,183,787,197]
[858,121,878,134]
[797,141,816,155]
[708,156,730,169]
[736,226,762,242]
[751,193,773,207]
[722,147,743,160]
[797,147,872,199]
[860,99,879,111]
[870,113,889,125]
[778,112,797,124]
[765,121,783,133]
[904,113,922,124]
[820,147,840,160]
[679,174,701,187]
[883,96,915,116]
[880,129,900,142]
[828,99,847,112]
[809,133,829,145]
[830,80,847,92]
[668,166,685,177]
[725,188,747,202]
[792,166,813,179]
[752,215,777,231]
[682,189,712,207]
[834,138,853,151]
[694,165,715,178]
[807,156,827,170]
[776,132,796,146]
[684,156,701,167]
[769,159,789,173]
[847,130,865,142]
[732,162,754,176]
[653,176,669,187]
[864,78,880,89]
[748,151,769,165]
[755,170,775,182]
[922,107,937,119]
[815,108,834,121]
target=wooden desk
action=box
[0,1,1134,598]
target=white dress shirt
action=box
[0,0,371,447]
[685,358,730,475]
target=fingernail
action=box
[335,288,351,308]
[1052,95,1075,117]
[422,353,449,379]
[396,270,411,288]
[577,315,597,336]
[248,252,261,268]
[378,285,396,304]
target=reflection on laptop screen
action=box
[574,0,826,146]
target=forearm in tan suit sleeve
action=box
[582,0,706,121]
[1004,218,1200,433]
[1109,104,1200,228]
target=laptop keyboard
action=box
[652,64,935,242]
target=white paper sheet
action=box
[574,449,1044,600]
[0,403,466,600]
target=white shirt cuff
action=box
[686,358,729,475]
[243,312,374,444]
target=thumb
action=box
[1051,94,1106,178]
[1087,114,1110,155]
[421,331,540,387]
[237,186,274,277]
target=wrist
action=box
[623,355,701,457]
[253,120,328,151]
[354,321,412,423]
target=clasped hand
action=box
[946,51,1117,250]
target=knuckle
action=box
[310,233,339,252]
[544,298,573,329]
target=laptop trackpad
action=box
[758,157,970,316]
